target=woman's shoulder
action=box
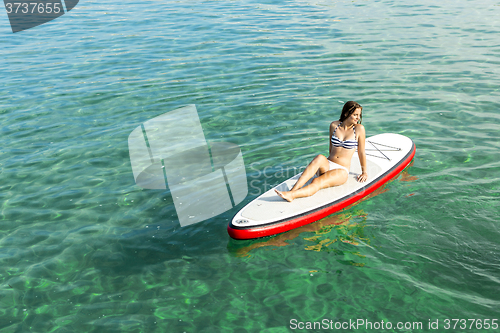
[354,123,365,131]
[330,120,341,127]
[354,123,366,136]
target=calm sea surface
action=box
[1,0,500,332]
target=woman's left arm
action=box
[356,124,368,182]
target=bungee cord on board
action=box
[358,141,401,161]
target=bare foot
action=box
[275,189,294,202]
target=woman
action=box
[275,101,368,202]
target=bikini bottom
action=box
[316,160,349,177]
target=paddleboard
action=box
[228,133,416,240]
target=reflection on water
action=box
[229,164,417,262]
[305,211,369,247]
[304,211,368,267]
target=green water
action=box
[1,0,500,332]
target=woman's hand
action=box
[357,172,368,182]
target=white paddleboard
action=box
[228,133,416,239]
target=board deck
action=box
[228,133,416,240]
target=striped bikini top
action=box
[331,122,357,149]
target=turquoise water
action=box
[1,0,500,331]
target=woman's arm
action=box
[356,124,368,182]
[328,121,336,156]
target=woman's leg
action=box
[290,155,331,191]
[283,169,348,201]
[275,156,348,202]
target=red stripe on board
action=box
[228,143,415,240]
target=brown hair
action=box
[339,101,362,124]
